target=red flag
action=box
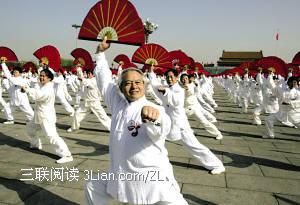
[276,31,279,40]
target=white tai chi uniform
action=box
[199,75,218,107]
[66,74,76,92]
[237,74,251,113]
[26,81,72,157]
[184,83,222,137]
[85,52,188,205]
[149,72,224,170]
[264,75,300,138]
[145,77,162,105]
[71,77,111,131]
[1,63,34,121]
[253,73,279,125]
[0,76,6,107]
[50,69,74,115]
[75,66,85,106]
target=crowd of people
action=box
[0,37,299,204]
[215,69,300,139]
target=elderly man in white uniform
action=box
[67,69,111,132]
[149,66,225,175]
[1,60,34,124]
[21,69,73,163]
[85,38,188,204]
[262,72,300,139]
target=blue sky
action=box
[1,0,299,67]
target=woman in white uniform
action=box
[21,69,73,164]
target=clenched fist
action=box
[141,106,160,123]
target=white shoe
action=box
[210,167,225,175]
[214,105,218,108]
[210,119,217,123]
[262,135,274,139]
[1,109,4,112]
[74,105,79,108]
[211,110,216,113]
[67,127,76,132]
[215,134,223,140]
[30,145,42,150]
[4,121,14,124]
[69,111,75,117]
[56,156,73,164]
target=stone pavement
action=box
[0,82,299,205]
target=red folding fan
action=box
[292,51,300,65]
[188,57,195,69]
[123,62,138,69]
[114,54,131,65]
[110,68,118,75]
[132,43,172,68]
[78,0,145,46]
[239,62,255,71]
[71,48,94,71]
[0,47,18,62]
[194,62,204,71]
[33,45,61,72]
[257,56,288,76]
[168,50,191,67]
[23,62,37,72]
[141,64,150,73]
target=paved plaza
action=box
[0,82,299,205]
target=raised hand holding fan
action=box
[78,0,145,46]
[23,62,37,72]
[169,50,191,67]
[71,48,94,71]
[132,43,172,69]
[33,45,61,72]
[0,47,18,62]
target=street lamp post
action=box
[143,18,158,44]
[72,24,81,48]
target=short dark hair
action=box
[180,73,189,81]
[188,74,195,79]
[287,76,299,85]
[13,67,22,73]
[41,69,54,81]
[58,69,63,74]
[164,68,178,77]
[87,70,94,75]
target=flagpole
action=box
[276,29,279,57]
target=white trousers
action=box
[265,113,300,138]
[75,90,83,105]
[241,97,249,113]
[63,85,72,101]
[27,119,71,157]
[197,95,215,113]
[253,105,265,125]
[84,176,188,205]
[0,87,6,107]
[186,106,221,137]
[67,83,77,92]
[4,101,34,121]
[202,92,217,106]
[56,95,74,114]
[72,104,111,131]
[180,128,224,170]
